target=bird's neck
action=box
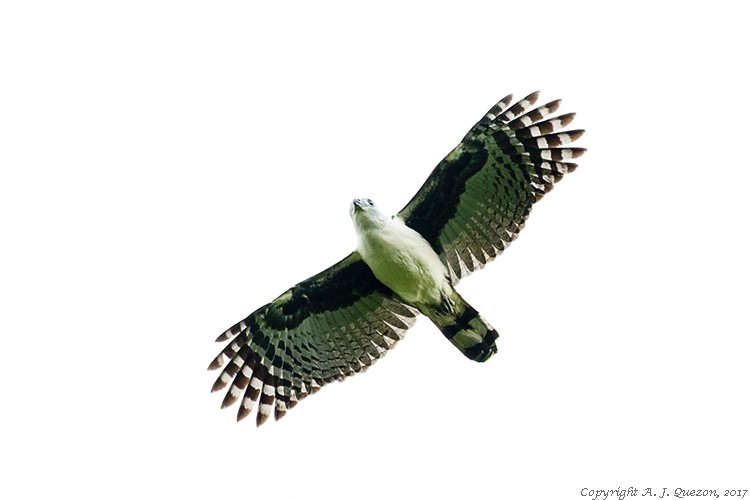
[353,211,389,234]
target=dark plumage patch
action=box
[440,306,480,340]
[401,138,489,255]
[464,337,497,362]
[265,257,391,330]
[398,91,584,284]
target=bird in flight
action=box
[208,91,585,426]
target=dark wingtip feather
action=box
[558,112,576,127]
[256,411,270,427]
[498,91,542,123]
[544,99,561,114]
[216,321,245,342]
[498,93,513,107]
[481,94,514,124]
[236,406,251,421]
[566,129,586,141]
[221,391,238,409]
[275,406,287,421]
[207,356,224,371]
[525,90,541,104]
[211,374,228,393]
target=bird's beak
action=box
[352,199,363,212]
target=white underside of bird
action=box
[351,199,450,307]
[350,197,498,361]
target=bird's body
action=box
[208,91,586,425]
[352,199,449,306]
[352,198,500,361]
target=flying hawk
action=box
[208,91,585,426]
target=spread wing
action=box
[399,92,585,283]
[208,252,418,426]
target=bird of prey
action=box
[208,91,585,426]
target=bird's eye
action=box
[366,199,373,205]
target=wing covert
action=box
[208,252,418,426]
[398,92,585,283]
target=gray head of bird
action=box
[350,198,388,228]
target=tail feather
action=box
[422,291,499,362]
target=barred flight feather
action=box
[209,252,418,426]
[399,91,585,283]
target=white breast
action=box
[355,216,449,306]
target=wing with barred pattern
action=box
[208,252,418,426]
[398,92,585,283]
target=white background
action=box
[2,1,748,499]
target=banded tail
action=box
[421,290,499,362]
